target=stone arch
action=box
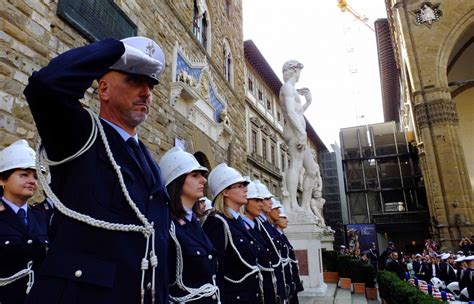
[194,151,211,197]
[436,8,474,88]
[194,151,211,170]
[445,19,474,196]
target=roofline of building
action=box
[244,40,283,96]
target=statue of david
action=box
[279,60,320,213]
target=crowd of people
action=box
[0,37,304,304]
[338,239,474,301]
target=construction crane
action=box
[337,0,374,32]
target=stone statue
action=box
[310,188,326,227]
[279,60,319,214]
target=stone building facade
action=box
[385,0,474,248]
[0,0,246,183]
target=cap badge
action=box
[146,42,155,57]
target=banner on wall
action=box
[345,224,378,252]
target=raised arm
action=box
[24,39,125,160]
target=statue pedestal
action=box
[285,212,333,297]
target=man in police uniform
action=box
[24,37,170,303]
[460,256,474,301]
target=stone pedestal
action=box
[285,212,334,297]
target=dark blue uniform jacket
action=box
[169,217,218,303]
[259,220,287,301]
[203,213,262,303]
[23,38,170,304]
[0,200,49,304]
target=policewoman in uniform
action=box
[255,185,287,303]
[159,147,219,303]
[277,208,304,304]
[0,140,49,304]
[241,181,279,304]
[202,164,262,303]
[24,37,170,303]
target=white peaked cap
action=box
[110,36,166,83]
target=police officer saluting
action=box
[202,164,262,303]
[24,37,170,303]
[159,147,219,303]
[0,140,50,304]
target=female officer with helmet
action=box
[159,147,219,303]
[202,164,262,303]
[241,180,280,303]
[0,140,49,304]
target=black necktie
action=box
[17,208,28,227]
[127,138,155,188]
[237,216,248,230]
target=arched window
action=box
[193,0,209,51]
[223,39,233,85]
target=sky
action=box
[242,0,388,150]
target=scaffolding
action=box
[340,122,428,225]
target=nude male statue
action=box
[279,60,319,212]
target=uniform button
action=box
[255,275,259,279]
[149,195,153,200]
[147,282,152,290]
[267,248,270,251]
[74,270,82,278]
[212,295,217,300]
[4,240,9,245]
[240,239,243,242]
[208,254,213,260]
[256,293,259,297]
[236,296,240,300]
[27,239,33,244]
[250,241,254,245]
[196,250,200,255]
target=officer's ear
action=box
[222,188,229,198]
[98,75,111,102]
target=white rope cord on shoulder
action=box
[169,221,220,303]
[256,219,282,268]
[214,214,264,303]
[35,108,157,304]
[0,261,34,294]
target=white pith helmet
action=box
[159,147,208,186]
[0,140,37,173]
[247,180,265,200]
[271,198,282,209]
[279,207,288,218]
[200,197,213,212]
[256,181,274,199]
[208,163,248,200]
[110,36,166,83]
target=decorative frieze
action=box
[414,101,458,128]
